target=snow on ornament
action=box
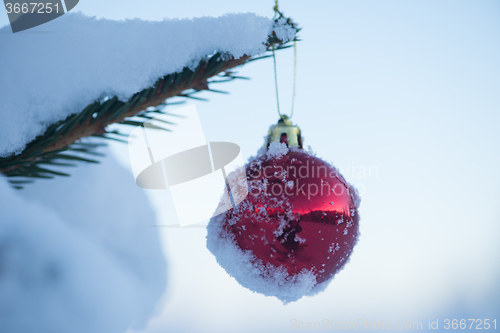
[207,116,361,303]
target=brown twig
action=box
[1,55,249,174]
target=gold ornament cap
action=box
[267,115,303,149]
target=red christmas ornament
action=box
[207,116,360,303]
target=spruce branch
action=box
[0,15,300,188]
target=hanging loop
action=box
[272,44,282,118]
[290,40,297,118]
[271,0,298,120]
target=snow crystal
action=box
[271,17,296,43]
[0,144,166,333]
[351,185,362,208]
[266,141,289,159]
[306,145,316,156]
[0,12,289,157]
[273,214,289,238]
[294,234,306,244]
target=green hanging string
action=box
[290,40,297,118]
[272,0,297,120]
[272,44,282,118]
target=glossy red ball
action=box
[219,149,359,286]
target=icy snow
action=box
[272,17,296,42]
[207,212,317,304]
[0,12,295,157]
[266,141,289,159]
[0,144,166,333]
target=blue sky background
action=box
[2,1,499,332]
